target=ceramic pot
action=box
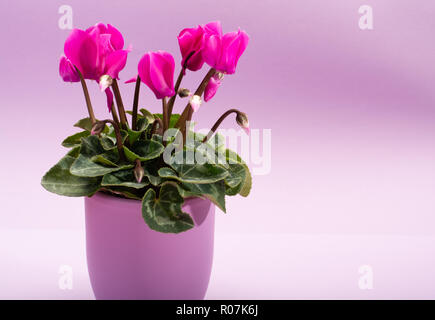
[84,192,215,300]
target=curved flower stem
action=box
[111,79,129,130]
[167,51,195,120]
[132,76,141,131]
[202,108,243,143]
[175,68,216,139]
[111,105,120,126]
[100,119,126,162]
[75,67,96,125]
[162,97,168,134]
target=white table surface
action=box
[0,229,434,299]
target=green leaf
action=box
[223,163,246,196]
[91,153,118,167]
[101,187,144,200]
[223,150,252,197]
[124,140,164,162]
[74,117,94,131]
[100,128,128,151]
[177,180,226,212]
[140,108,156,123]
[80,135,106,157]
[238,165,252,197]
[62,131,90,148]
[101,170,149,189]
[126,128,142,145]
[142,182,194,233]
[41,155,101,197]
[136,118,150,131]
[126,119,150,145]
[70,154,133,177]
[155,113,181,128]
[143,159,164,186]
[165,152,229,184]
[66,146,81,158]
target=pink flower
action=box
[177,21,223,73]
[177,25,205,72]
[59,56,80,82]
[203,27,249,74]
[61,23,130,111]
[137,51,175,99]
[204,73,222,102]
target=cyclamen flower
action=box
[204,73,223,102]
[137,51,175,99]
[178,25,205,72]
[203,26,249,75]
[59,56,80,82]
[177,21,223,73]
[60,23,130,111]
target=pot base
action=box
[85,192,215,300]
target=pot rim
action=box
[88,191,203,207]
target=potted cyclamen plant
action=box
[41,21,251,300]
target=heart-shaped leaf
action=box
[62,131,90,148]
[142,182,194,233]
[80,135,105,157]
[143,159,164,186]
[223,163,246,195]
[124,140,164,162]
[41,156,101,197]
[101,187,144,200]
[70,154,133,177]
[154,113,181,128]
[177,180,226,212]
[163,152,229,184]
[101,170,149,189]
[74,117,94,131]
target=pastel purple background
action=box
[1,0,435,299]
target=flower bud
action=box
[91,121,106,135]
[236,112,250,135]
[190,95,202,112]
[134,160,145,183]
[99,74,113,92]
[178,88,191,98]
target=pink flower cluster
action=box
[60,21,249,112]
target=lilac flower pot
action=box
[84,192,215,300]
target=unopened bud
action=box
[134,160,145,183]
[190,95,202,112]
[178,88,191,98]
[91,121,106,135]
[236,112,250,135]
[99,75,113,92]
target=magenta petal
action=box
[203,34,221,69]
[204,21,223,37]
[138,53,154,95]
[125,76,137,84]
[105,87,114,112]
[138,51,175,99]
[204,74,221,102]
[59,56,80,82]
[178,25,205,71]
[64,29,98,80]
[105,49,128,79]
[222,29,249,74]
[107,24,124,50]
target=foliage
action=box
[42,113,251,233]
